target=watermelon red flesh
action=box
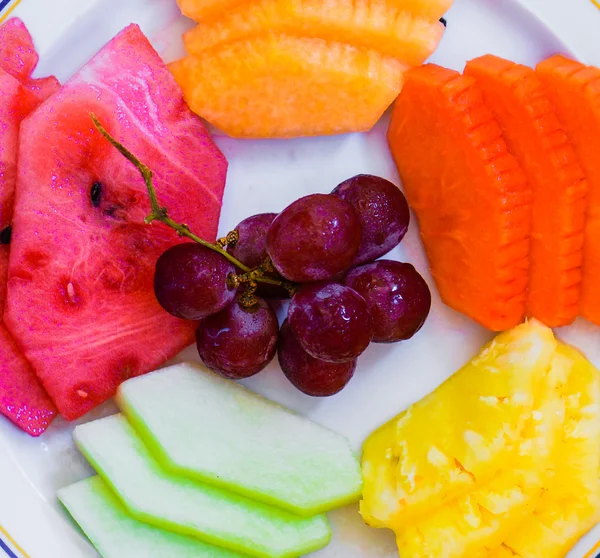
[5,24,228,421]
[0,19,60,435]
[0,18,38,82]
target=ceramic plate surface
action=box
[0,0,600,556]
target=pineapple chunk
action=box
[503,344,600,558]
[360,320,557,527]
[393,348,568,558]
[488,545,518,557]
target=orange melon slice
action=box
[177,0,453,23]
[171,35,407,139]
[176,0,249,23]
[465,55,587,328]
[387,64,532,331]
[183,0,445,67]
[536,55,600,327]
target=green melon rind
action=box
[58,476,245,558]
[74,414,331,558]
[116,362,363,516]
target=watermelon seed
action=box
[91,114,298,297]
[440,17,447,27]
[0,226,12,245]
[76,390,89,399]
[67,282,76,300]
[90,181,102,207]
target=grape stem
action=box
[91,114,295,293]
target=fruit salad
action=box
[0,3,599,558]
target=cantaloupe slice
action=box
[75,414,331,558]
[465,55,587,328]
[58,476,244,558]
[177,0,453,23]
[536,55,600,327]
[183,0,445,67]
[116,362,362,516]
[170,35,407,138]
[387,64,531,331]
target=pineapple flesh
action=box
[394,347,569,558]
[360,320,557,528]
[502,344,600,558]
[360,320,600,558]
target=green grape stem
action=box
[90,114,295,293]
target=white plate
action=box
[1,0,600,556]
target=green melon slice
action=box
[58,476,244,558]
[116,362,362,516]
[74,414,330,558]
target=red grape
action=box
[227,213,277,268]
[196,296,279,379]
[154,243,237,320]
[332,174,410,265]
[278,321,356,396]
[266,194,361,282]
[288,283,373,363]
[344,260,431,342]
[227,212,288,299]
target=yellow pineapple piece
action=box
[504,343,600,558]
[488,545,518,557]
[393,348,569,557]
[360,320,557,528]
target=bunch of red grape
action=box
[153,174,431,396]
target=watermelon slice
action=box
[5,24,228,421]
[0,19,59,436]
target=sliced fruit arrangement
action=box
[536,56,600,328]
[59,477,245,558]
[389,53,600,330]
[4,24,228,421]
[387,63,531,331]
[360,320,600,557]
[183,0,446,66]
[360,320,556,527]
[464,55,587,329]
[177,0,454,22]
[171,0,452,138]
[59,362,365,557]
[0,18,59,435]
[116,362,362,515]
[170,37,408,139]
[74,414,330,558]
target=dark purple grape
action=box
[332,174,410,265]
[154,243,237,320]
[278,321,356,396]
[196,296,279,379]
[266,194,362,282]
[288,283,373,363]
[227,213,289,299]
[344,260,431,343]
[228,213,278,268]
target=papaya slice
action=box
[177,0,453,24]
[387,64,531,331]
[171,35,407,139]
[183,0,445,67]
[536,55,600,327]
[465,55,587,328]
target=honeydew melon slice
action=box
[74,414,330,558]
[58,476,244,558]
[116,362,362,516]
